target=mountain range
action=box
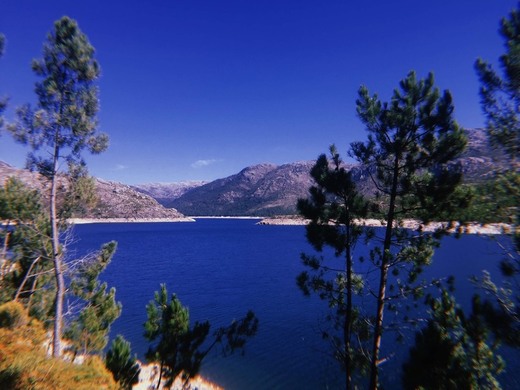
[1,128,504,218]
[132,128,501,216]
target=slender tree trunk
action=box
[157,361,164,389]
[345,219,353,390]
[51,140,65,358]
[369,158,400,390]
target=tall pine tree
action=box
[297,146,371,389]
[7,16,108,357]
[350,71,467,389]
[475,2,520,349]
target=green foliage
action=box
[350,71,468,389]
[144,284,258,389]
[8,16,107,170]
[65,241,121,357]
[0,301,28,329]
[297,146,371,388]
[7,16,109,357]
[403,290,504,389]
[0,178,54,317]
[475,3,520,160]
[105,335,140,390]
[474,2,520,353]
[60,162,99,219]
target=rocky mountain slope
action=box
[166,128,504,216]
[1,128,503,218]
[0,162,186,220]
[131,181,206,206]
[168,162,316,216]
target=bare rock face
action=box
[0,162,185,220]
[131,181,207,206]
[168,162,316,216]
[90,179,185,219]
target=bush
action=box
[0,317,117,389]
[0,301,28,329]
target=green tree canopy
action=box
[144,284,258,389]
[65,241,121,358]
[105,335,141,390]
[403,290,504,390]
[350,71,468,389]
[476,4,520,160]
[297,146,371,389]
[7,16,108,357]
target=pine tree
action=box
[105,335,141,390]
[65,241,121,359]
[476,3,520,160]
[475,2,520,349]
[403,290,504,389]
[7,16,108,357]
[297,146,371,388]
[144,284,258,389]
[0,178,55,318]
[350,71,468,389]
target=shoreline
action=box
[134,362,223,390]
[257,217,513,235]
[67,217,196,224]
[65,216,514,236]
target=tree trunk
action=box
[157,361,164,390]
[369,158,400,390]
[50,142,65,358]
[344,219,353,390]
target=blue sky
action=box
[0,0,516,184]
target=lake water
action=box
[69,219,518,389]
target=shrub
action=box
[0,317,117,389]
[0,301,28,329]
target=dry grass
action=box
[0,302,117,390]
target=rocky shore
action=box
[257,217,513,235]
[68,217,195,224]
[134,362,222,390]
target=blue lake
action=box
[69,219,519,389]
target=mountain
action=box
[0,162,186,220]
[166,128,504,216]
[89,179,186,219]
[1,128,503,218]
[168,162,316,216]
[131,181,207,206]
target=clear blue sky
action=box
[0,0,516,184]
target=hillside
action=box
[0,162,186,220]
[166,128,503,216]
[168,162,316,216]
[1,128,503,218]
[131,181,207,206]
